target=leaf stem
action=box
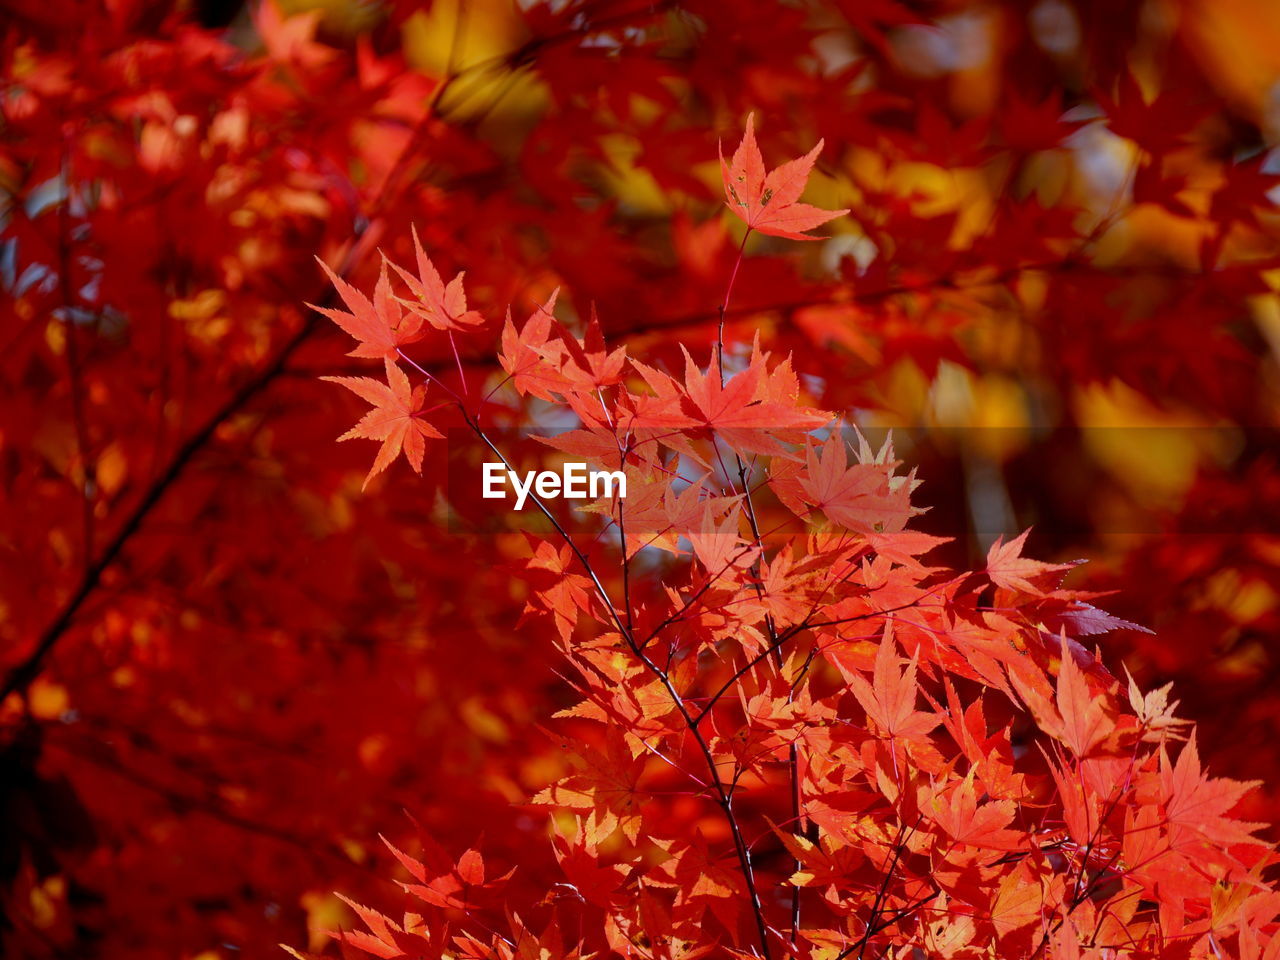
[447,330,469,397]
[717,227,751,386]
[450,401,776,960]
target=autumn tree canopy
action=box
[3,1,1280,958]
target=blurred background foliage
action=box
[3,0,1280,956]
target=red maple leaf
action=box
[322,362,442,489]
[921,771,1024,850]
[389,226,485,332]
[986,529,1076,596]
[1159,735,1264,850]
[719,114,849,240]
[310,258,425,362]
[795,432,917,533]
[846,632,939,742]
[679,347,828,453]
[1053,638,1116,758]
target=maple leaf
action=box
[623,357,702,433]
[989,862,1050,940]
[1125,667,1191,743]
[381,836,513,913]
[389,226,485,332]
[922,771,1025,850]
[679,346,828,453]
[558,309,629,390]
[499,292,580,401]
[519,538,598,642]
[1132,159,1196,218]
[310,258,424,362]
[795,432,918,534]
[587,463,734,557]
[533,730,647,845]
[1049,602,1153,639]
[1095,71,1209,157]
[322,362,442,489]
[549,818,628,909]
[1159,735,1265,851]
[667,833,749,934]
[687,503,758,586]
[1053,641,1115,758]
[1042,748,1100,847]
[1210,157,1280,231]
[719,114,849,240]
[986,530,1076,596]
[998,91,1084,153]
[255,0,337,70]
[321,893,444,959]
[769,820,864,889]
[754,546,827,627]
[845,632,939,742]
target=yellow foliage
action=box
[1182,0,1280,121]
[599,133,671,215]
[30,874,66,929]
[277,0,382,35]
[927,364,1030,461]
[96,442,128,497]
[28,679,69,720]
[462,696,510,743]
[301,890,351,953]
[1074,379,1234,504]
[45,318,66,356]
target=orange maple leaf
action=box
[323,362,442,489]
[796,432,918,534]
[499,292,580,402]
[310,258,424,362]
[922,771,1024,850]
[986,529,1075,596]
[679,346,827,453]
[533,730,647,845]
[1054,640,1115,758]
[389,226,485,332]
[1159,735,1264,850]
[847,632,939,742]
[719,114,849,240]
[687,503,757,585]
[556,309,628,390]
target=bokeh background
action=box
[4,0,1280,956]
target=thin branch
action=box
[717,228,750,385]
[692,595,932,728]
[2,0,678,705]
[454,404,776,960]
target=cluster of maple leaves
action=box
[299,124,1280,959]
[5,0,1280,957]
